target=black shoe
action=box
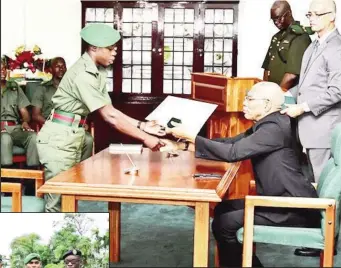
[294,247,337,257]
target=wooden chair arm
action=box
[1,168,44,198]
[1,182,22,212]
[245,195,335,210]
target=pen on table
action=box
[193,173,222,179]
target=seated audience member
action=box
[1,57,39,168]
[31,57,94,161]
[161,82,319,267]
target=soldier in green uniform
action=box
[262,0,313,90]
[24,253,42,268]
[37,23,166,212]
[63,249,82,268]
[1,57,39,167]
[32,57,94,161]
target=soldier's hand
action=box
[159,139,180,152]
[280,104,305,118]
[143,120,167,136]
[22,122,34,132]
[144,136,165,151]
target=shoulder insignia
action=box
[290,24,315,35]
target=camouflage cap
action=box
[80,23,121,47]
[24,253,41,265]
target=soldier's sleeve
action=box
[17,86,31,109]
[74,72,112,112]
[285,34,311,75]
[31,86,44,108]
[262,45,271,70]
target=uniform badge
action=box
[72,249,77,255]
[283,40,289,44]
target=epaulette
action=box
[290,24,315,35]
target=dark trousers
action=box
[212,199,317,267]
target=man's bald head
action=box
[310,0,336,14]
[243,82,284,121]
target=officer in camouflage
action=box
[263,0,313,90]
[32,57,94,161]
[1,57,39,167]
[37,23,166,212]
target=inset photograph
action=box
[0,213,109,268]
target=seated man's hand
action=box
[159,139,180,152]
[143,120,167,136]
[166,122,195,143]
[22,122,34,132]
[280,104,305,118]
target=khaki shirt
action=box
[262,21,312,85]
[31,79,57,119]
[1,81,30,122]
[51,52,111,116]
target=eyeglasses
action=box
[271,10,289,23]
[244,96,269,102]
[305,11,332,19]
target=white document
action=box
[146,96,218,137]
[109,144,143,154]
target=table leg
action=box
[61,195,76,212]
[109,202,121,263]
[193,202,209,267]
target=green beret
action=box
[24,253,40,265]
[80,23,121,47]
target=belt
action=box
[1,121,17,128]
[51,110,86,128]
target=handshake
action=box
[143,120,194,153]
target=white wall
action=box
[1,0,341,77]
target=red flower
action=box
[16,51,34,65]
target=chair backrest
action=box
[317,123,341,237]
[0,169,44,198]
[1,182,22,212]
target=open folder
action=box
[146,96,218,137]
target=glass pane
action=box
[205,52,213,65]
[132,37,142,50]
[204,66,213,73]
[132,23,142,36]
[164,48,173,65]
[164,24,174,36]
[106,78,113,92]
[164,38,173,49]
[122,51,131,65]
[223,53,233,66]
[214,10,224,23]
[132,51,142,64]
[143,23,152,36]
[213,67,223,74]
[123,8,133,22]
[143,9,152,22]
[142,66,151,79]
[165,9,174,22]
[123,38,132,50]
[174,9,184,22]
[214,39,223,51]
[142,38,152,50]
[184,24,193,37]
[183,80,191,94]
[223,67,232,77]
[132,66,141,79]
[163,80,173,94]
[184,38,193,51]
[205,10,214,23]
[104,9,114,22]
[184,9,194,22]
[174,24,184,36]
[105,22,114,28]
[214,24,233,37]
[163,66,173,79]
[122,79,131,93]
[132,79,141,93]
[173,52,183,65]
[85,8,96,21]
[183,52,193,65]
[205,24,214,37]
[173,39,184,51]
[142,51,151,64]
[107,68,113,78]
[224,9,234,23]
[224,39,233,52]
[184,66,192,80]
[122,66,131,79]
[122,23,132,36]
[173,80,182,94]
[96,8,105,21]
[173,66,183,79]
[205,39,213,52]
[142,80,151,93]
[133,8,143,21]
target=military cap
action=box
[62,249,82,260]
[80,23,121,47]
[24,253,41,265]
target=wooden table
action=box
[37,148,237,267]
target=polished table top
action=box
[38,148,234,202]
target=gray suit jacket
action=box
[290,29,341,148]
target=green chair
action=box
[237,123,341,267]
[1,168,45,212]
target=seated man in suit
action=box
[161,82,320,267]
[31,57,94,160]
[1,57,39,168]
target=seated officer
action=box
[63,249,82,268]
[31,57,93,161]
[0,57,39,167]
[24,253,41,268]
[162,82,319,267]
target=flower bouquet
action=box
[3,45,52,81]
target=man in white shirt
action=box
[281,0,341,257]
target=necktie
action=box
[304,40,320,73]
